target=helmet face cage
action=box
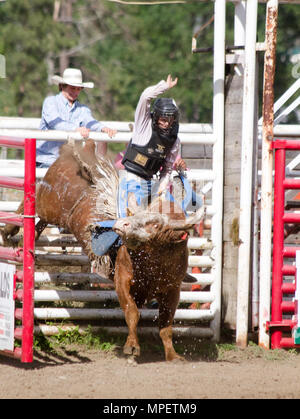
[152,98,179,134]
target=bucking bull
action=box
[1,139,204,361]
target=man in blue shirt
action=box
[36,68,116,167]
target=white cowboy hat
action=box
[51,68,94,88]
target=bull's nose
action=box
[113,219,131,232]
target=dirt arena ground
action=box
[1,338,300,400]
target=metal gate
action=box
[0,137,35,362]
[267,139,300,349]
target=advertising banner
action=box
[0,262,16,351]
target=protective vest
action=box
[122,124,178,180]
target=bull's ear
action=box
[169,206,206,231]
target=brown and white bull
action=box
[113,201,204,361]
[1,139,204,361]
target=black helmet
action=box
[152,98,179,134]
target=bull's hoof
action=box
[127,355,138,366]
[166,353,185,362]
[0,230,18,248]
[0,230,10,247]
[167,357,185,363]
[123,345,140,357]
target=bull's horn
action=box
[170,206,206,230]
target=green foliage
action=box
[89,2,216,122]
[0,0,215,122]
[34,326,119,352]
[0,0,76,116]
[0,1,299,124]
[274,4,300,121]
[34,332,56,352]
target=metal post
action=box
[271,146,285,349]
[210,0,225,341]
[234,1,246,47]
[259,0,278,350]
[236,0,258,347]
[21,138,36,362]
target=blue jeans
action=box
[118,171,160,217]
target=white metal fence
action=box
[0,118,221,341]
[0,0,226,342]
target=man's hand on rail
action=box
[76,126,90,139]
[101,126,117,138]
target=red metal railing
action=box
[268,140,300,349]
[0,138,36,362]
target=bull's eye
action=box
[153,224,158,229]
